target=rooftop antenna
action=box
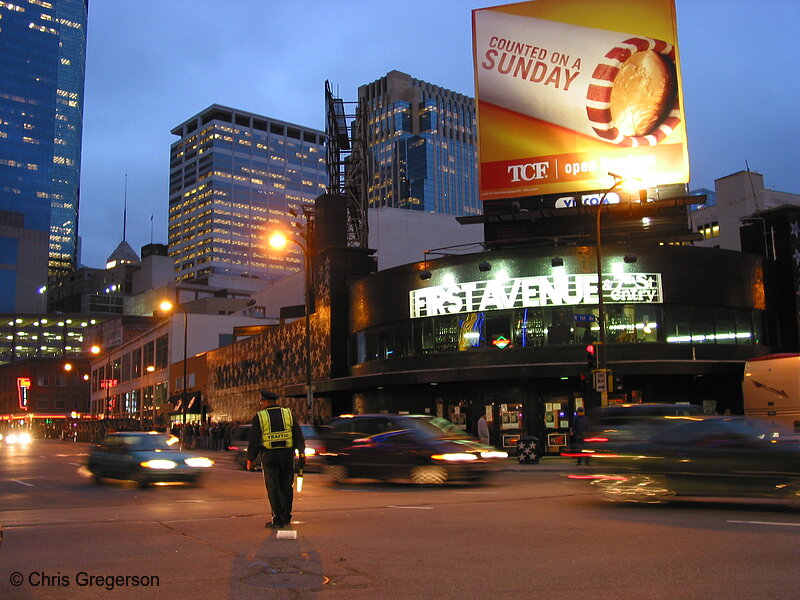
[122,173,128,241]
[150,214,154,244]
[744,160,774,259]
[745,160,761,213]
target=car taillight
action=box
[583,437,609,443]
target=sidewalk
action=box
[500,455,581,472]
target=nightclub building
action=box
[204,193,772,454]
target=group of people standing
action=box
[170,420,235,451]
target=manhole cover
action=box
[243,570,325,589]
[241,558,327,590]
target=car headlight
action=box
[18,432,32,445]
[480,450,508,459]
[184,457,214,468]
[140,460,177,469]
[304,447,316,457]
[431,453,478,462]
[6,434,17,444]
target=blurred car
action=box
[228,424,253,469]
[579,416,800,505]
[87,432,214,486]
[318,414,502,485]
[411,415,508,458]
[564,403,704,460]
[229,423,324,472]
[585,403,704,442]
[3,430,33,446]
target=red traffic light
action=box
[586,344,595,355]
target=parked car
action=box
[579,416,800,506]
[87,432,214,487]
[229,423,324,472]
[318,414,502,485]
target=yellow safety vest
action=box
[257,407,293,449]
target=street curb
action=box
[498,457,582,473]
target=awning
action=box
[168,392,202,412]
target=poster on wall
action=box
[472,0,689,200]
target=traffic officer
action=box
[246,390,305,529]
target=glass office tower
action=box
[358,70,479,216]
[169,105,327,285]
[0,0,87,310]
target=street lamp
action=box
[268,231,314,421]
[90,344,112,418]
[146,365,156,425]
[38,285,47,313]
[159,300,188,428]
[594,172,642,407]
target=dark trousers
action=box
[260,448,295,525]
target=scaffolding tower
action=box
[325,80,369,249]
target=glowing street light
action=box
[268,229,314,421]
[90,344,113,418]
[160,300,189,426]
[594,172,643,407]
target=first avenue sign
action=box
[409,273,663,318]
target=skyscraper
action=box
[169,105,327,288]
[0,0,87,310]
[358,70,479,217]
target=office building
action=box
[0,0,88,308]
[169,105,327,289]
[690,171,800,252]
[358,70,479,216]
[0,313,102,366]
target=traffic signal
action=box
[586,344,597,370]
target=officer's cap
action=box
[259,389,279,401]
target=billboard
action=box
[472,0,689,200]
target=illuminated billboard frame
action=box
[472,0,689,200]
[410,272,662,318]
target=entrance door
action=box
[542,396,571,454]
[495,403,523,454]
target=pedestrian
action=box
[246,390,305,529]
[572,407,590,465]
[477,413,490,445]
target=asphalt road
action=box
[2,440,800,599]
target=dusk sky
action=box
[78,0,800,268]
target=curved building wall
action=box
[343,245,768,434]
[352,245,764,334]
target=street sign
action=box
[593,369,611,392]
[573,314,596,323]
